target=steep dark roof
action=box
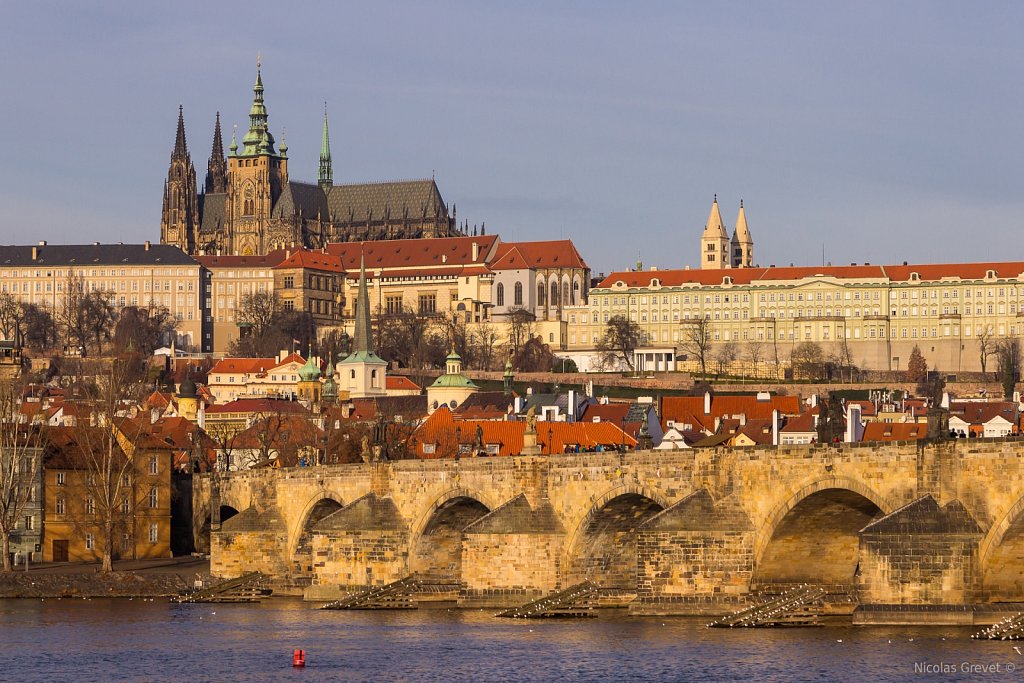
[273,181,329,220]
[199,193,227,235]
[326,179,447,221]
[0,244,197,267]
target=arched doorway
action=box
[409,496,490,580]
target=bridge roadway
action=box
[198,438,1024,613]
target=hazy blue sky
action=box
[2,1,1022,274]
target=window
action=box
[86,533,94,550]
[56,471,65,485]
[385,295,403,315]
[496,283,504,307]
[122,498,130,514]
[24,515,33,530]
[283,276,294,289]
[149,456,158,475]
[150,523,159,544]
[86,497,95,515]
[55,497,64,515]
[148,488,158,508]
[514,282,523,306]
[422,443,436,454]
[418,293,436,314]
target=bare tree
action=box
[467,321,501,370]
[745,338,765,380]
[70,359,148,571]
[715,340,739,378]
[0,293,22,340]
[505,307,536,358]
[791,341,826,381]
[0,382,44,571]
[680,317,712,377]
[996,335,1022,400]
[597,315,641,371]
[978,326,995,375]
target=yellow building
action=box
[195,252,282,353]
[42,427,172,563]
[569,261,1024,374]
[0,242,209,352]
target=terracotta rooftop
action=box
[490,240,588,271]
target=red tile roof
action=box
[386,376,421,391]
[862,422,926,442]
[781,412,817,433]
[413,407,635,458]
[274,250,345,272]
[661,394,800,433]
[209,357,277,375]
[491,240,588,271]
[205,398,310,415]
[327,235,499,271]
[597,261,1024,289]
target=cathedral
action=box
[160,64,459,256]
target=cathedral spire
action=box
[173,105,188,158]
[242,57,275,156]
[353,253,373,355]
[319,103,333,190]
[205,112,228,194]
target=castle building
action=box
[161,63,458,257]
[699,196,753,269]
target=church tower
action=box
[700,195,730,270]
[225,59,289,255]
[160,106,199,253]
[318,104,333,191]
[205,112,228,194]
[337,255,387,399]
[730,200,753,268]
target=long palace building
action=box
[566,259,1024,374]
[160,62,459,257]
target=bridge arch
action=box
[979,495,1024,602]
[753,476,891,587]
[288,494,346,576]
[562,483,670,589]
[408,488,497,580]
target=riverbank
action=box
[0,557,211,598]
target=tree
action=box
[0,293,22,340]
[680,317,712,377]
[505,307,536,358]
[791,341,826,381]
[0,382,44,571]
[995,336,1022,400]
[714,340,739,378]
[514,336,555,373]
[907,345,928,384]
[69,358,148,572]
[113,306,177,356]
[744,338,765,379]
[21,303,56,352]
[978,326,995,375]
[597,315,641,371]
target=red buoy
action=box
[292,649,306,667]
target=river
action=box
[0,599,1019,682]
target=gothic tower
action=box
[318,104,333,191]
[700,195,730,270]
[205,112,228,194]
[160,106,200,253]
[731,199,753,268]
[225,59,289,255]
[337,255,387,399]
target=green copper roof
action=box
[319,104,333,188]
[430,373,479,389]
[338,350,386,365]
[446,350,462,362]
[241,65,276,156]
[298,356,321,381]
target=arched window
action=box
[496,283,505,307]
[514,282,523,306]
[572,280,580,304]
[550,282,559,307]
[562,282,569,306]
[371,369,379,387]
[537,282,546,307]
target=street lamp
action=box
[455,425,462,460]
[548,427,553,455]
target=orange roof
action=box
[948,401,1018,425]
[195,249,288,269]
[781,412,817,433]
[205,398,310,415]
[862,422,926,442]
[661,394,800,433]
[598,260,1024,290]
[491,240,588,271]
[386,376,421,391]
[273,250,345,272]
[413,407,636,458]
[327,235,499,271]
[209,357,277,375]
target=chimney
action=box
[31,246,38,261]
[845,404,862,443]
[471,242,479,262]
[941,391,950,410]
[198,403,206,430]
[704,391,711,415]
[772,409,780,446]
[568,389,575,421]
[38,240,47,246]
[144,240,151,251]
[739,413,747,426]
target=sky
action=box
[2,1,1022,275]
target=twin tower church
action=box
[699,195,754,270]
[160,62,459,257]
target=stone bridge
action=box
[198,438,1024,614]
